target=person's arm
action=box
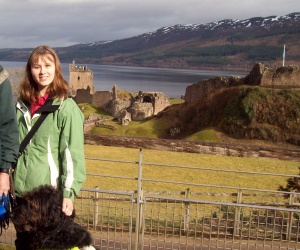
[0,68,19,195]
[58,99,86,214]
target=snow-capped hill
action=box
[76,41,113,46]
[75,12,299,48]
[137,12,300,39]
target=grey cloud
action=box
[0,0,298,48]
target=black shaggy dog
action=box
[10,185,93,249]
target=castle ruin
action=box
[69,61,94,96]
[70,62,171,123]
[74,85,170,123]
[185,63,300,105]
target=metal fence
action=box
[1,149,300,250]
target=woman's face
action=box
[31,55,55,96]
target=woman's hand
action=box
[62,198,74,216]
[0,173,10,195]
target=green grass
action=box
[78,103,112,120]
[169,98,185,105]
[185,129,220,142]
[79,102,172,138]
[90,117,172,138]
[83,144,299,204]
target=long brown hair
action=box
[19,45,69,104]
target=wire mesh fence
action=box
[140,196,300,250]
[75,188,134,249]
[1,149,300,249]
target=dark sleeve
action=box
[0,72,19,169]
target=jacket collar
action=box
[16,98,62,114]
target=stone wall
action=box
[130,102,153,120]
[185,63,300,105]
[74,88,93,104]
[92,91,111,108]
[185,76,243,105]
[243,63,300,86]
[107,98,132,117]
[261,65,300,87]
[135,91,170,116]
[153,93,171,115]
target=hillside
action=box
[1,12,300,71]
[156,86,300,147]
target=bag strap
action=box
[18,112,49,156]
[18,102,60,156]
[9,112,50,208]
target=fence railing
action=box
[1,148,300,250]
[84,149,300,249]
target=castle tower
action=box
[69,60,95,96]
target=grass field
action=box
[83,144,300,204]
[81,143,300,237]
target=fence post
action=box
[135,149,143,250]
[285,191,295,241]
[234,189,242,236]
[93,186,99,230]
[184,188,191,233]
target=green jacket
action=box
[0,65,19,171]
[14,97,86,200]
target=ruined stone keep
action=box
[69,61,94,96]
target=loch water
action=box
[0,61,246,98]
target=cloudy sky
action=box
[0,0,298,49]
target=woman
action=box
[14,45,86,249]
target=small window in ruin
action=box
[143,96,152,103]
[78,76,80,80]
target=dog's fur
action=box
[10,185,93,249]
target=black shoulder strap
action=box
[18,112,49,156]
[19,105,59,156]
